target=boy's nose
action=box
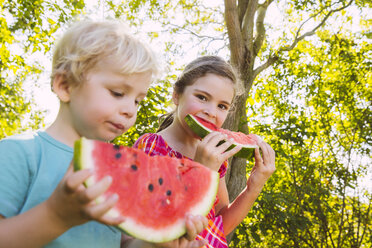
[120,101,136,118]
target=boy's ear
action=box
[52,74,71,102]
[172,91,179,105]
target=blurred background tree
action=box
[0,0,85,138]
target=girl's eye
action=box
[218,104,229,110]
[110,90,124,97]
[196,94,207,101]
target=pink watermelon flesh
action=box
[192,115,258,146]
[185,115,259,160]
[74,138,219,243]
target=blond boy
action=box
[0,20,206,248]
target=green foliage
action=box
[0,0,85,138]
[230,28,371,247]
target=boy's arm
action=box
[0,203,70,248]
[0,165,124,248]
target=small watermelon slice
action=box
[73,137,219,243]
[185,114,259,160]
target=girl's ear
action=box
[172,91,179,105]
[52,74,71,102]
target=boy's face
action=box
[68,69,152,141]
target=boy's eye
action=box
[110,90,124,97]
[135,97,145,106]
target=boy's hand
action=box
[153,214,208,248]
[247,135,275,191]
[194,132,241,171]
[45,162,125,229]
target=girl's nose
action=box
[203,107,216,118]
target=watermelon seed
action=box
[115,153,121,159]
[166,190,172,196]
[158,178,163,185]
[185,186,188,191]
[131,165,138,171]
[148,184,154,192]
[113,144,120,149]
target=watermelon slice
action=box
[185,114,259,160]
[73,137,219,243]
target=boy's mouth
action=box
[109,122,125,130]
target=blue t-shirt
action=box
[0,131,121,247]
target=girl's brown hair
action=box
[157,56,239,132]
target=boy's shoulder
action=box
[1,131,40,150]
[0,131,71,155]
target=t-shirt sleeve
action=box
[0,138,33,218]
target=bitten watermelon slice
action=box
[73,137,219,243]
[185,114,259,160]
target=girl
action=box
[134,56,276,247]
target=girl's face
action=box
[174,73,235,132]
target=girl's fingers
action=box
[184,215,207,241]
[184,215,197,241]
[259,141,275,165]
[202,132,226,146]
[221,144,242,160]
[254,147,263,164]
[190,239,208,248]
[215,138,233,151]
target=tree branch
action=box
[253,0,353,80]
[224,0,244,67]
[166,23,224,40]
[253,1,274,57]
[241,0,258,49]
[280,0,353,53]
[238,0,249,25]
[252,54,278,79]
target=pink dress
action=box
[134,133,229,248]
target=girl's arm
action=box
[216,141,275,235]
[0,165,123,248]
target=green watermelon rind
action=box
[73,137,220,243]
[115,170,219,243]
[185,114,258,160]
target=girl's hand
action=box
[194,132,242,171]
[45,162,125,229]
[154,214,208,248]
[247,135,275,191]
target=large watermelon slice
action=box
[185,114,259,160]
[73,137,219,243]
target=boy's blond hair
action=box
[51,19,160,87]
